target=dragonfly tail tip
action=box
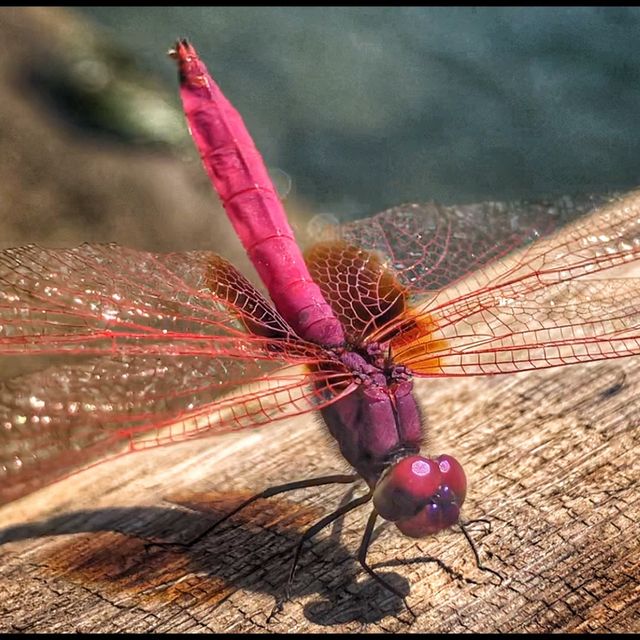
[168,38,194,61]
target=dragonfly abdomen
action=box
[173,40,344,347]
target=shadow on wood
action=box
[1,356,637,631]
[0,490,418,626]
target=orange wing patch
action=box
[305,241,408,344]
[389,310,448,375]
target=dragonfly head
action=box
[372,454,466,537]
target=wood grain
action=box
[1,196,640,632]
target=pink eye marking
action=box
[412,459,433,476]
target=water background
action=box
[76,7,640,220]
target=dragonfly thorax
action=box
[338,342,409,386]
[320,344,423,486]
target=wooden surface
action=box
[0,357,638,632]
[2,194,640,632]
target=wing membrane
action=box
[0,354,352,506]
[390,191,640,375]
[337,193,616,295]
[0,243,355,505]
[0,244,301,357]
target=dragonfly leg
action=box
[269,491,373,621]
[144,473,360,553]
[457,519,503,584]
[368,518,499,590]
[459,516,492,534]
[357,510,416,619]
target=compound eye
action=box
[373,456,441,522]
[437,454,466,504]
[393,454,467,538]
[395,501,461,538]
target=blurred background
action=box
[1,7,640,267]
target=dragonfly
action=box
[2,39,640,613]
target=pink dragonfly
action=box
[2,39,640,612]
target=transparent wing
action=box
[0,244,353,505]
[0,244,300,357]
[337,192,616,294]
[302,193,618,346]
[0,355,352,505]
[386,191,640,375]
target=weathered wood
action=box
[1,348,638,632]
[2,199,640,631]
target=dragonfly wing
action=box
[302,192,619,346]
[0,244,299,357]
[337,192,617,295]
[0,244,353,505]
[396,278,640,375]
[304,241,408,344]
[0,354,353,506]
[389,191,640,375]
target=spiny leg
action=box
[357,509,416,619]
[145,473,359,552]
[269,491,373,620]
[458,519,502,584]
[330,484,358,540]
